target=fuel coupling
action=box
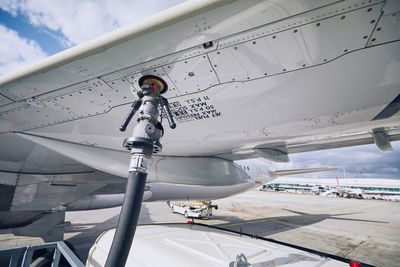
[119,75,176,169]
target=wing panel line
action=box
[1,40,399,135]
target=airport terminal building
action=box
[265,178,400,198]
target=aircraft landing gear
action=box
[105,75,176,267]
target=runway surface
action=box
[1,190,399,266]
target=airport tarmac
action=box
[1,190,400,266]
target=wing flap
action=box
[287,130,400,154]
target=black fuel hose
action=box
[104,171,147,267]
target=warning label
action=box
[162,95,221,123]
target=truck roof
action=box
[87,223,349,267]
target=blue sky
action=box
[0,1,399,178]
[0,0,185,74]
[0,8,63,55]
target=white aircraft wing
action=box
[1,0,399,164]
[1,0,400,241]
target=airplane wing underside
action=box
[1,0,400,241]
[1,0,400,160]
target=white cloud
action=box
[287,141,400,178]
[0,24,47,76]
[0,0,19,16]
[1,0,186,46]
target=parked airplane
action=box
[0,0,399,242]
